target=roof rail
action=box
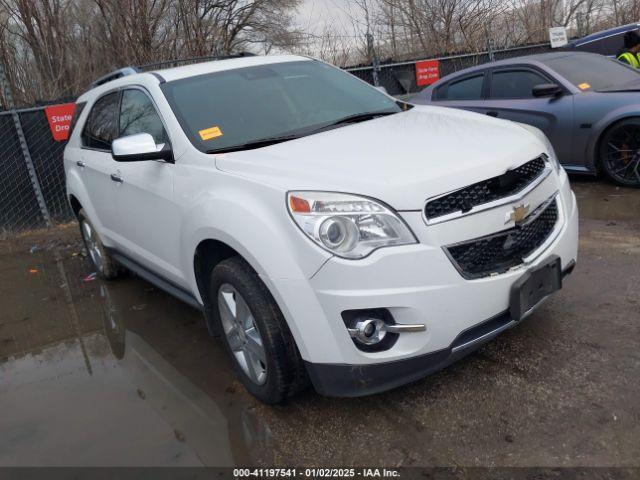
[89,67,140,90]
[137,52,256,71]
[86,52,256,91]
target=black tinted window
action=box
[437,75,484,100]
[82,92,119,150]
[541,54,640,91]
[490,70,548,98]
[119,89,168,144]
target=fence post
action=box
[0,62,52,227]
[485,23,495,62]
[366,33,381,86]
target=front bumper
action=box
[305,261,575,397]
[262,173,579,397]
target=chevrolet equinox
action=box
[64,55,579,403]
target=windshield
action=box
[161,60,402,153]
[541,54,640,92]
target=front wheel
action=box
[209,257,308,403]
[599,118,640,187]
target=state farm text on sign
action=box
[415,60,440,87]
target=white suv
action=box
[65,55,578,403]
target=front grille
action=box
[445,198,558,279]
[425,156,547,220]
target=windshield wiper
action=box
[320,110,398,128]
[205,111,398,154]
[206,134,300,154]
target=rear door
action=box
[482,67,574,162]
[112,87,183,286]
[430,71,490,114]
[80,92,120,244]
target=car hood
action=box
[214,105,547,210]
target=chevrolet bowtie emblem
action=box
[507,203,530,225]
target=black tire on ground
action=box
[209,256,308,403]
[77,209,123,280]
[599,118,640,187]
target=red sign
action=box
[44,103,76,142]
[415,60,440,87]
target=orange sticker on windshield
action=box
[578,83,591,90]
[199,126,223,140]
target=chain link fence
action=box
[0,108,73,235]
[346,42,553,97]
[0,43,555,234]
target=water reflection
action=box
[0,246,274,466]
[98,282,274,466]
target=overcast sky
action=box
[294,0,365,36]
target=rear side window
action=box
[435,75,484,100]
[69,102,86,136]
[119,89,168,145]
[490,70,549,98]
[82,92,120,150]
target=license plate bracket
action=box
[509,255,562,321]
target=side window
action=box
[119,89,168,145]
[490,70,549,99]
[69,102,86,136]
[436,75,484,100]
[82,92,120,150]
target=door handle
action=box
[486,111,499,117]
[110,173,123,183]
[76,161,85,168]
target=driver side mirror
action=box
[532,83,563,98]
[111,133,174,163]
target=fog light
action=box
[349,318,387,345]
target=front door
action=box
[112,88,184,286]
[482,67,574,163]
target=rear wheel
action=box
[209,256,308,403]
[599,118,640,187]
[78,209,123,279]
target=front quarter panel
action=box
[176,161,335,361]
[176,160,332,295]
[574,92,640,171]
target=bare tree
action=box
[0,0,636,107]
[0,0,301,107]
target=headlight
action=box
[287,191,417,259]
[517,122,561,173]
[545,148,562,174]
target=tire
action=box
[78,209,123,280]
[209,256,308,403]
[599,118,640,187]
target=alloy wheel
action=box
[218,283,267,385]
[81,220,104,272]
[602,124,640,186]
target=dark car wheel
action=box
[78,209,123,280]
[599,118,640,187]
[209,256,308,404]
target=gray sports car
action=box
[410,51,640,186]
